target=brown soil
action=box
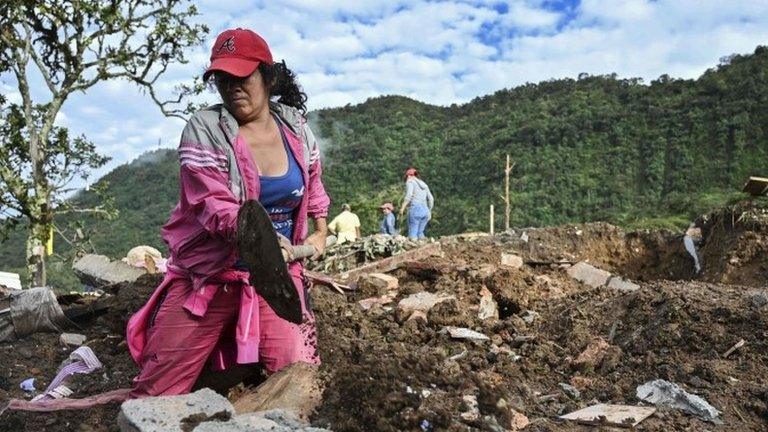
[2,203,767,431]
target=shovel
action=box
[236,200,335,324]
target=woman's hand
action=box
[304,217,328,260]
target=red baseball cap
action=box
[204,28,274,81]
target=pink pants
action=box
[129,278,318,398]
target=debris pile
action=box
[1,204,768,431]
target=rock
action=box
[607,277,640,292]
[748,290,768,308]
[469,264,496,280]
[445,326,490,341]
[636,379,721,423]
[573,337,611,371]
[397,292,455,320]
[558,383,581,399]
[500,253,523,269]
[358,273,398,296]
[478,286,498,320]
[506,408,530,431]
[74,254,147,287]
[59,333,87,346]
[569,376,594,390]
[520,310,539,324]
[117,388,234,432]
[232,362,322,421]
[460,394,480,421]
[192,409,332,432]
[357,295,394,311]
[566,262,611,288]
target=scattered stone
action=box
[500,253,523,269]
[566,262,611,288]
[520,310,539,324]
[469,264,496,280]
[445,326,490,341]
[60,333,87,346]
[117,388,234,432]
[460,395,480,421]
[357,295,394,311]
[748,290,768,308]
[573,337,611,371]
[607,276,640,292]
[560,404,655,427]
[558,383,581,399]
[232,362,322,421]
[478,286,498,320]
[74,254,147,287]
[397,292,455,320]
[358,273,398,296]
[193,409,332,432]
[506,408,530,431]
[520,232,529,242]
[636,379,721,423]
[569,376,594,390]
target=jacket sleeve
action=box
[403,180,415,205]
[178,140,240,242]
[426,187,434,211]
[302,120,331,219]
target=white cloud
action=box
[2,0,767,180]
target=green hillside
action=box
[2,46,767,271]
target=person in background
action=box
[379,202,397,235]
[399,168,434,241]
[327,203,360,244]
[684,222,703,274]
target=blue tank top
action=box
[258,126,304,240]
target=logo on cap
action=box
[216,36,235,54]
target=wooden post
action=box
[490,204,495,235]
[504,154,515,231]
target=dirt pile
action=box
[311,233,768,431]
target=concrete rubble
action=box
[117,388,234,432]
[636,379,722,423]
[73,254,147,287]
[477,286,498,320]
[397,291,455,321]
[500,252,523,269]
[59,332,87,346]
[566,261,641,292]
[566,262,611,288]
[118,386,331,432]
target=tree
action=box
[0,0,208,286]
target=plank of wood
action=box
[742,176,768,196]
[340,242,443,283]
[559,404,656,428]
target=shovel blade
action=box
[236,200,303,324]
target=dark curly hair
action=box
[259,61,308,115]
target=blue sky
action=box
[2,0,768,182]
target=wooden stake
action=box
[490,205,495,235]
[722,338,746,358]
[504,154,514,231]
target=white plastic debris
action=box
[636,379,721,423]
[20,378,35,392]
[445,326,490,341]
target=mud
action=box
[1,203,767,431]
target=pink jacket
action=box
[127,103,330,368]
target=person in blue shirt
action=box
[379,202,397,235]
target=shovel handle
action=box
[282,235,337,262]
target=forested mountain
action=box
[2,46,767,270]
